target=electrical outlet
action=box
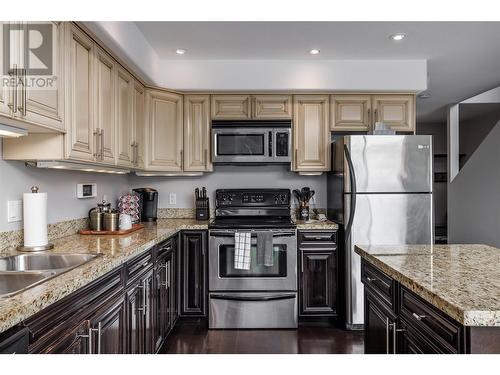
[7,200,23,223]
[169,193,176,205]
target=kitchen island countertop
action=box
[355,244,500,326]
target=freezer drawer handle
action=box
[210,294,296,302]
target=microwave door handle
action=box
[213,133,218,157]
[269,131,273,157]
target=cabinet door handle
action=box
[11,64,18,114]
[95,322,102,354]
[412,312,427,321]
[100,129,104,160]
[180,149,184,170]
[204,148,208,168]
[385,317,390,354]
[366,277,377,282]
[374,109,378,123]
[77,324,93,354]
[93,130,98,158]
[21,68,27,116]
[294,149,298,169]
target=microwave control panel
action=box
[275,132,289,157]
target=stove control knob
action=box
[228,196,233,202]
[221,195,227,202]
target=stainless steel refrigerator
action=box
[327,135,434,330]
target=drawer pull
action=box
[366,277,377,282]
[412,312,427,321]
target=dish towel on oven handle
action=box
[234,231,251,270]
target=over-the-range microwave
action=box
[212,120,291,164]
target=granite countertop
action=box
[294,219,338,230]
[0,219,208,334]
[355,244,500,327]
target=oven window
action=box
[217,134,265,155]
[219,244,287,278]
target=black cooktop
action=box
[210,188,295,229]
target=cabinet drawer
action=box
[126,249,153,284]
[399,286,461,353]
[0,326,29,354]
[298,231,337,248]
[157,238,174,258]
[361,260,395,308]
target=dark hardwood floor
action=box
[159,322,364,354]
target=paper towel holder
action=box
[17,186,55,252]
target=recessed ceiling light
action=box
[390,33,406,41]
[309,49,320,55]
[176,49,186,55]
[418,92,431,99]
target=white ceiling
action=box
[132,22,500,123]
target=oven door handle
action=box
[210,293,296,302]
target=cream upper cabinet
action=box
[293,95,330,172]
[65,23,95,162]
[371,94,415,132]
[116,67,133,167]
[330,95,371,131]
[132,81,145,169]
[253,95,293,119]
[94,46,116,165]
[21,22,65,131]
[211,95,251,120]
[184,95,212,172]
[145,89,183,171]
[0,22,12,117]
[0,22,64,130]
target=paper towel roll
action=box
[23,191,48,247]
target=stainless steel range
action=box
[208,188,298,329]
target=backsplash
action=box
[0,217,88,254]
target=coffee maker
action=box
[133,188,158,222]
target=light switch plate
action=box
[169,193,176,205]
[7,200,23,223]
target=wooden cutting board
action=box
[79,223,144,236]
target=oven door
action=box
[209,229,297,291]
[212,128,271,163]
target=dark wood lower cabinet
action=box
[361,259,500,354]
[298,230,338,319]
[154,237,178,352]
[90,294,127,354]
[0,231,190,354]
[364,288,396,354]
[181,231,207,317]
[126,268,154,354]
[300,250,337,316]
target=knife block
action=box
[196,198,210,221]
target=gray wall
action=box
[128,165,327,209]
[448,120,500,247]
[0,141,129,232]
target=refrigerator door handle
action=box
[344,144,357,239]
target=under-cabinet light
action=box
[0,124,28,138]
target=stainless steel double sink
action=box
[0,253,98,298]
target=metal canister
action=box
[103,211,120,231]
[89,209,104,231]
